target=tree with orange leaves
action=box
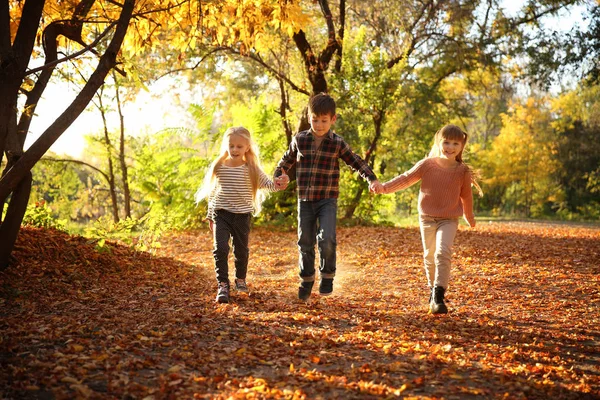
[0,0,305,269]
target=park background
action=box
[4,0,599,248]
[1,1,599,399]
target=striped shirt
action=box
[207,164,276,219]
[382,158,475,225]
[275,129,377,201]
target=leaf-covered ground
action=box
[1,222,599,399]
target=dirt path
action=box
[1,222,599,399]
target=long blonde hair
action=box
[428,124,483,197]
[195,126,267,215]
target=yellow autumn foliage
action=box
[8,0,308,63]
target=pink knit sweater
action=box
[382,158,475,226]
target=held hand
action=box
[274,176,284,190]
[368,180,376,193]
[368,181,376,193]
[275,168,290,190]
[369,180,384,194]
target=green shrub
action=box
[22,201,66,230]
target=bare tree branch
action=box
[335,0,346,72]
[318,0,340,67]
[0,0,135,201]
[153,46,228,80]
[230,49,310,96]
[24,22,117,76]
[41,157,110,182]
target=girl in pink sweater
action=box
[379,124,481,314]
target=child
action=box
[196,126,285,303]
[377,124,481,314]
[274,93,383,300]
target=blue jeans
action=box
[297,198,337,281]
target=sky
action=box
[24,1,590,158]
[25,76,201,158]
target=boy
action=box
[274,93,383,300]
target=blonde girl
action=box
[378,124,482,314]
[196,126,284,303]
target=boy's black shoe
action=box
[298,281,314,301]
[319,278,334,296]
[216,281,230,303]
[429,286,448,314]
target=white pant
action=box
[419,216,459,289]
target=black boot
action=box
[319,278,333,296]
[298,281,314,301]
[429,286,448,314]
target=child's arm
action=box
[274,139,297,178]
[338,141,378,184]
[258,169,282,192]
[204,169,220,227]
[381,160,424,194]
[460,169,476,228]
[205,187,217,231]
[338,143,384,193]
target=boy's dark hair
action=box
[308,92,336,117]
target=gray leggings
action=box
[419,216,459,289]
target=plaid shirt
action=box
[276,129,377,201]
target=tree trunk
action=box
[0,92,19,168]
[97,91,120,223]
[0,0,45,161]
[292,0,340,95]
[0,0,135,266]
[0,162,32,269]
[335,0,346,73]
[343,184,366,220]
[0,0,134,199]
[293,29,331,95]
[277,77,294,146]
[343,111,383,219]
[114,75,131,219]
[297,107,310,132]
[276,77,298,182]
